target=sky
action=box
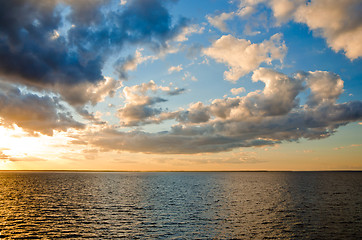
[0,0,361,171]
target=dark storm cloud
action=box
[0,0,103,87]
[0,0,186,95]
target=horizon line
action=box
[0,170,361,173]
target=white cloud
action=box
[302,71,344,106]
[237,5,256,17]
[238,0,362,60]
[203,33,287,82]
[269,0,305,25]
[294,0,362,60]
[207,12,235,32]
[182,71,198,81]
[117,81,185,126]
[174,24,205,42]
[168,65,183,74]
[231,87,246,95]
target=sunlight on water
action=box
[0,172,361,239]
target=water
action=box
[0,171,361,239]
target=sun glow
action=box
[0,125,75,168]
[0,126,47,156]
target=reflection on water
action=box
[0,172,361,239]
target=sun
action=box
[0,126,44,156]
[0,125,73,163]
[0,160,10,170]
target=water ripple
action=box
[0,172,361,239]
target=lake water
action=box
[0,171,361,239]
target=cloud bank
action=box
[76,68,362,154]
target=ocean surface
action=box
[0,171,361,239]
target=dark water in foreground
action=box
[0,172,361,239]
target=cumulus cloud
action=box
[302,71,344,106]
[117,81,185,126]
[176,102,210,124]
[56,77,121,107]
[207,12,235,32]
[75,68,362,154]
[203,33,287,82]
[238,0,304,24]
[231,87,246,95]
[248,68,304,116]
[294,0,362,60]
[0,83,84,136]
[238,0,362,59]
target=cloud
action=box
[9,157,47,162]
[0,0,188,135]
[248,68,304,116]
[294,0,362,60]
[302,71,344,106]
[238,0,362,60]
[0,151,9,160]
[115,49,158,80]
[76,69,362,154]
[0,0,187,106]
[231,87,246,95]
[176,102,210,124]
[117,80,185,126]
[333,144,362,151]
[174,24,205,42]
[0,83,84,136]
[56,77,121,107]
[182,72,198,81]
[207,12,235,32]
[203,33,287,82]
[168,65,183,73]
[167,88,186,96]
